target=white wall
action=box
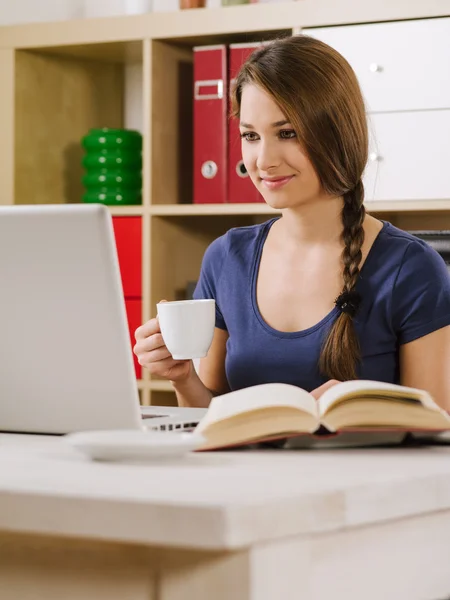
[0,0,223,24]
[0,0,84,25]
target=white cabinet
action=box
[302,18,450,113]
[364,110,450,201]
[302,17,450,202]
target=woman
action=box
[134,35,450,409]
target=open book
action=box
[194,380,450,451]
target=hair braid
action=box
[319,181,365,381]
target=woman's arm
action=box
[400,325,450,411]
[172,327,230,408]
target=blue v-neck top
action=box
[193,218,450,392]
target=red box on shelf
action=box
[125,298,142,379]
[193,44,228,204]
[228,42,265,204]
[112,217,142,297]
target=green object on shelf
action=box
[82,189,142,206]
[82,151,142,170]
[82,128,142,151]
[81,127,143,206]
[82,171,142,189]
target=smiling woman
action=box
[238,89,326,204]
[134,35,450,412]
[230,35,371,382]
[239,117,298,192]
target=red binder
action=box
[228,42,264,204]
[193,45,227,204]
[112,217,142,380]
[112,217,142,297]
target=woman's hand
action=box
[310,379,341,400]
[133,313,193,383]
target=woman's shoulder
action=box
[375,220,446,266]
[376,220,449,284]
[225,218,276,247]
[205,217,277,261]
[379,219,428,247]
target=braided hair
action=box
[319,182,365,380]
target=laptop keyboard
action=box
[156,422,197,432]
[141,413,198,432]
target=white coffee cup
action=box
[157,299,216,360]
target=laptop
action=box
[0,204,206,435]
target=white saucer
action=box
[64,430,205,462]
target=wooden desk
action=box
[1,434,450,599]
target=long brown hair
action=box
[231,35,368,381]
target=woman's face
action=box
[239,83,324,210]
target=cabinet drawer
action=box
[125,298,142,379]
[303,18,450,112]
[112,217,142,297]
[363,110,450,201]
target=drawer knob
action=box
[369,152,382,162]
[369,63,383,73]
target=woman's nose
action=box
[256,141,281,172]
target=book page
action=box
[318,379,437,416]
[195,383,318,433]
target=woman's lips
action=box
[261,176,294,190]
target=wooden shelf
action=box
[109,205,147,216]
[0,0,449,50]
[149,203,278,216]
[365,200,450,213]
[149,380,174,392]
[31,41,143,63]
[149,200,450,217]
[40,200,450,219]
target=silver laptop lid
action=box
[0,204,142,434]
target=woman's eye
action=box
[240,132,258,142]
[279,129,296,140]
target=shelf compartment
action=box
[150,390,177,407]
[150,213,268,309]
[149,380,173,392]
[14,43,144,206]
[33,41,143,63]
[151,34,285,207]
